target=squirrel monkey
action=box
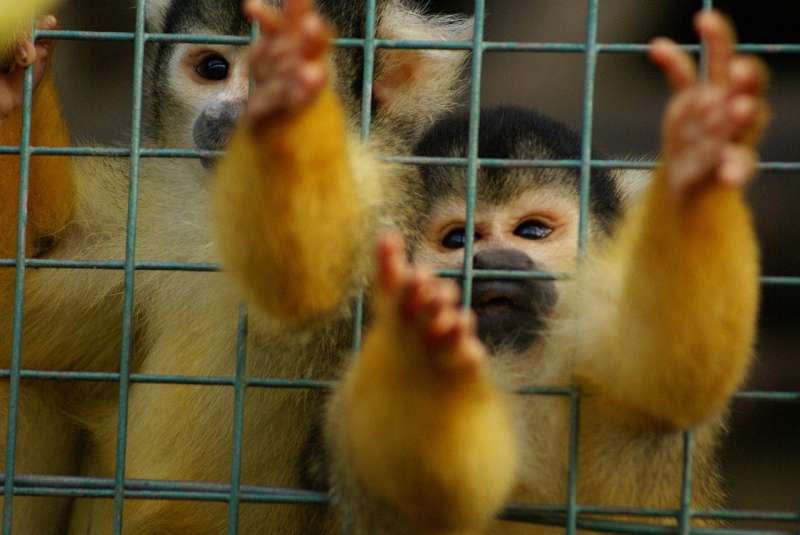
[214,6,767,534]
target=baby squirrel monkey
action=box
[338,12,767,534]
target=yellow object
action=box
[0,69,74,258]
[214,87,364,321]
[0,0,59,46]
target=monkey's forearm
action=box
[213,87,363,322]
[329,321,517,534]
[577,170,759,430]
[0,71,74,259]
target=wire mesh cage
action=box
[1,0,799,534]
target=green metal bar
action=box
[501,507,790,535]
[33,29,800,55]
[3,257,800,288]
[565,1,600,531]
[3,146,800,173]
[1,471,799,526]
[1,23,36,535]
[460,0,486,309]
[0,259,220,271]
[225,15,261,531]
[502,502,800,522]
[350,0,378,357]
[111,0,147,530]
[359,0,377,142]
[678,432,695,534]
[566,390,582,535]
[226,307,249,535]
[0,365,796,402]
[577,0,599,256]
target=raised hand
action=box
[649,10,769,199]
[242,0,333,130]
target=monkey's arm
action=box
[328,234,517,534]
[575,13,765,430]
[213,1,363,322]
[576,166,758,430]
[0,28,73,264]
[214,87,362,321]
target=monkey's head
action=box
[142,0,473,169]
[410,107,624,354]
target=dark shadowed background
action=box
[52,0,799,530]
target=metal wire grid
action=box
[0,0,797,533]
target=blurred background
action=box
[51,0,799,530]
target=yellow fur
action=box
[336,309,517,533]
[575,169,759,430]
[214,87,363,322]
[0,70,74,260]
[0,0,58,48]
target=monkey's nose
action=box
[473,248,535,271]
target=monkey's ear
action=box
[373,4,474,139]
[145,0,171,32]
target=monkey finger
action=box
[729,56,768,98]
[734,101,770,146]
[299,13,333,60]
[663,89,703,154]
[402,268,433,320]
[717,145,757,188]
[282,65,327,110]
[419,281,459,328]
[424,305,459,349]
[13,39,36,68]
[376,232,408,294]
[436,326,487,380]
[243,0,282,36]
[727,95,758,131]
[695,10,735,87]
[34,13,59,50]
[650,37,697,92]
[285,0,313,28]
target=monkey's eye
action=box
[195,54,230,81]
[514,220,552,240]
[441,228,480,249]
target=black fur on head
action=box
[413,106,623,233]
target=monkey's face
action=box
[160,43,249,167]
[413,185,580,353]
